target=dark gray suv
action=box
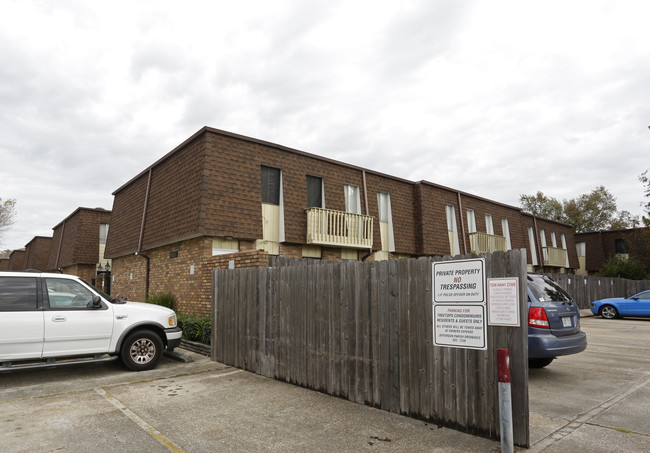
[527,274,587,368]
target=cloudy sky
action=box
[1,0,649,251]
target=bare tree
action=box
[0,198,17,245]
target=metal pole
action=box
[498,348,514,453]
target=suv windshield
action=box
[528,275,572,303]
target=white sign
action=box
[432,258,487,350]
[432,258,485,303]
[433,304,487,350]
[487,278,520,326]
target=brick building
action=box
[574,227,650,275]
[48,207,112,293]
[0,258,9,270]
[105,127,578,316]
[23,236,52,271]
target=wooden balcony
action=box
[542,246,568,267]
[468,232,507,254]
[306,208,373,249]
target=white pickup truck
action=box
[0,271,182,371]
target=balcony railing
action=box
[468,232,507,254]
[306,208,373,249]
[542,247,568,267]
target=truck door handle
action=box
[52,316,67,322]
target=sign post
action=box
[498,348,514,453]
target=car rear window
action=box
[527,275,572,303]
[0,277,38,310]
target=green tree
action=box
[520,186,639,233]
[519,191,564,222]
[0,198,17,245]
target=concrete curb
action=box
[164,349,194,363]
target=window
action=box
[466,209,477,233]
[446,205,460,256]
[539,229,547,248]
[551,232,557,248]
[306,175,324,208]
[377,192,395,252]
[485,214,494,235]
[527,226,538,265]
[501,218,512,250]
[99,223,109,245]
[378,192,390,223]
[45,278,96,309]
[0,277,38,311]
[344,184,361,214]
[576,242,586,257]
[261,166,281,205]
[259,165,285,253]
[615,239,629,254]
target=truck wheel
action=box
[121,329,163,371]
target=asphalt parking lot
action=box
[1,313,649,452]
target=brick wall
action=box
[110,253,148,302]
[199,249,270,317]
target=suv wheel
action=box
[121,329,163,371]
[529,358,554,368]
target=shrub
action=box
[598,255,649,280]
[145,292,176,310]
[177,314,211,345]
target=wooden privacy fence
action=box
[547,274,650,309]
[212,251,529,447]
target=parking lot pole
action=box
[498,348,513,453]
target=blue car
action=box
[527,274,587,368]
[590,290,650,319]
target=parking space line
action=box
[94,387,186,453]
